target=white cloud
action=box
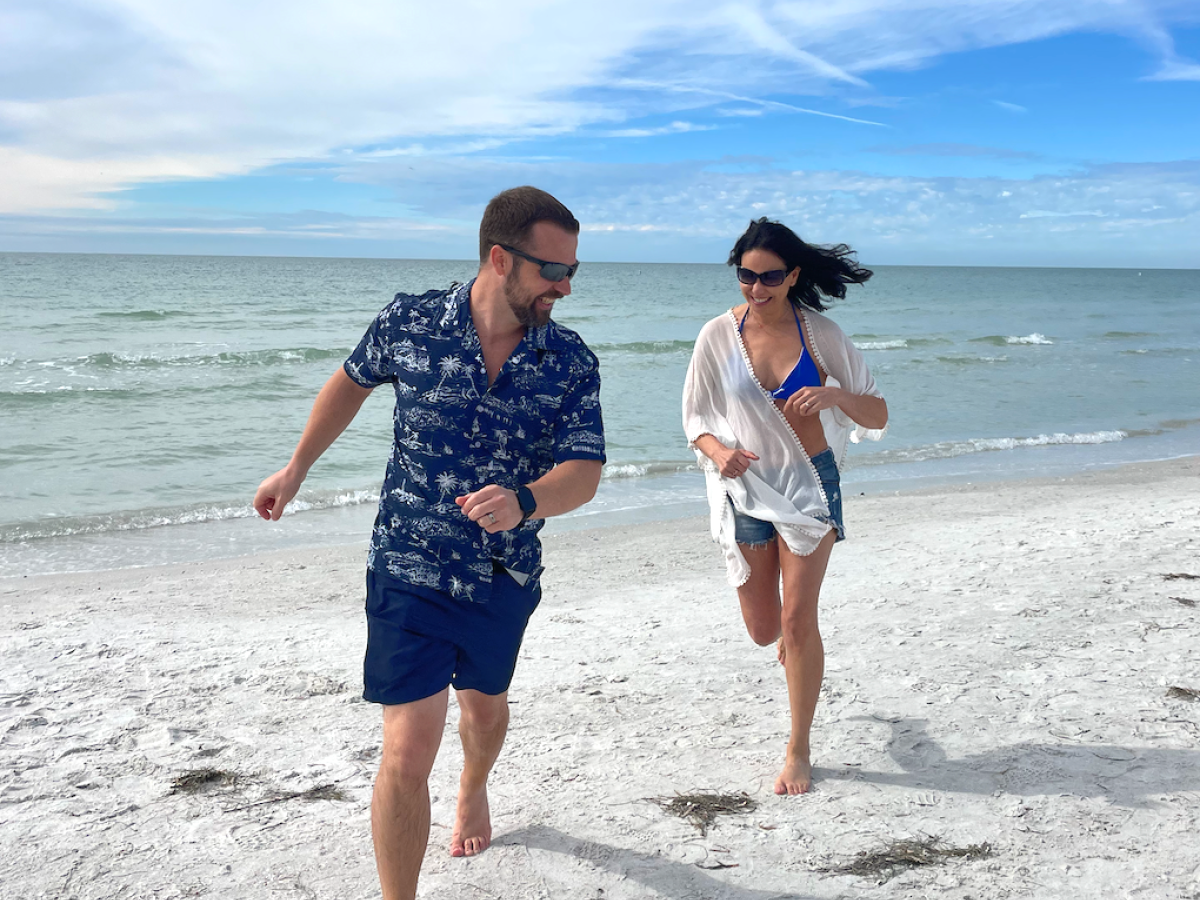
[993,100,1029,113]
[9,155,1194,266]
[1145,57,1200,81]
[602,121,718,138]
[0,146,242,214]
[0,0,1197,214]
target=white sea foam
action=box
[1006,333,1054,345]
[601,461,693,480]
[882,430,1128,464]
[0,489,379,543]
[855,339,909,350]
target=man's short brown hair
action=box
[478,186,579,264]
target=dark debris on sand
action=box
[821,835,993,884]
[1168,686,1200,702]
[651,791,757,836]
[1172,597,1196,607]
[170,768,242,795]
[225,783,349,812]
[1163,573,1200,581]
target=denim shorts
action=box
[730,447,845,546]
[363,563,542,705]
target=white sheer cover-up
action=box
[682,307,886,586]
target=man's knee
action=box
[457,691,509,734]
[378,731,441,792]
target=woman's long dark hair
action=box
[727,218,872,311]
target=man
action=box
[252,186,604,900]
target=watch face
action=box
[517,485,536,515]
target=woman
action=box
[682,218,888,795]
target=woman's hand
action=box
[785,385,889,429]
[784,386,843,418]
[692,434,759,478]
[712,445,760,478]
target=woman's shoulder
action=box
[799,306,849,343]
[697,308,739,337]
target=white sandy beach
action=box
[2,457,1199,900]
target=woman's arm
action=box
[692,434,760,478]
[784,387,888,429]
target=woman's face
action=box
[737,248,799,311]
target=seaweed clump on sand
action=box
[651,791,757,836]
[170,768,241,795]
[821,835,993,884]
[226,783,349,812]
[1167,686,1200,702]
[1163,573,1199,581]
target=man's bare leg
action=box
[775,529,836,795]
[372,690,449,900]
[451,688,510,857]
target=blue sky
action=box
[2,0,1198,266]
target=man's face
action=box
[502,221,578,328]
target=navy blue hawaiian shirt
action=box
[344,279,605,601]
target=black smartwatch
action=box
[515,484,537,524]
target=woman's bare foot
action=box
[776,636,786,666]
[774,753,813,795]
[450,786,491,857]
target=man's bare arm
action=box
[253,368,375,521]
[456,459,603,533]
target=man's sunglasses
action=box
[736,266,790,287]
[501,244,579,282]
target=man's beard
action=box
[504,276,560,328]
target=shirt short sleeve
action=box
[553,357,606,464]
[343,303,397,388]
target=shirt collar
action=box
[440,277,551,350]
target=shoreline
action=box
[3,445,1198,581]
[2,455,1198,898]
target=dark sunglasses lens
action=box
[736,267,756,285]
[540,262,575,281]
[761,270,786,287]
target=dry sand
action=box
[2,457,1199,899]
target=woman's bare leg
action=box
[774,529,836,794]
[735,540,782,646]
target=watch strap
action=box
[515,484,537,523]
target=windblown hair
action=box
[478,186,579,264]
[727,217,872,311]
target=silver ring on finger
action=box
[486,512,497,525]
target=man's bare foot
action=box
[774,753,813,795]
[450,786,491,857]
[776,636,786,666]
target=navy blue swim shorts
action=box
[363,564,542,705]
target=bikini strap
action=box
[738,306,750,334]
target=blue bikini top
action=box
[739,303,822,399]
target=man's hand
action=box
[253,467,305,521]
[456,485,522,533]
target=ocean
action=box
[2,252,1197,577]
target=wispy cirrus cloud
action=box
[8,154,1194,266]
[869,142,1041,160]
[2,0,1198,215]
[601,121,718,138]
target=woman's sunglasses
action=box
[501,244,580,282]
[737,266,790,287]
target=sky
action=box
[1,0,1199,267]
